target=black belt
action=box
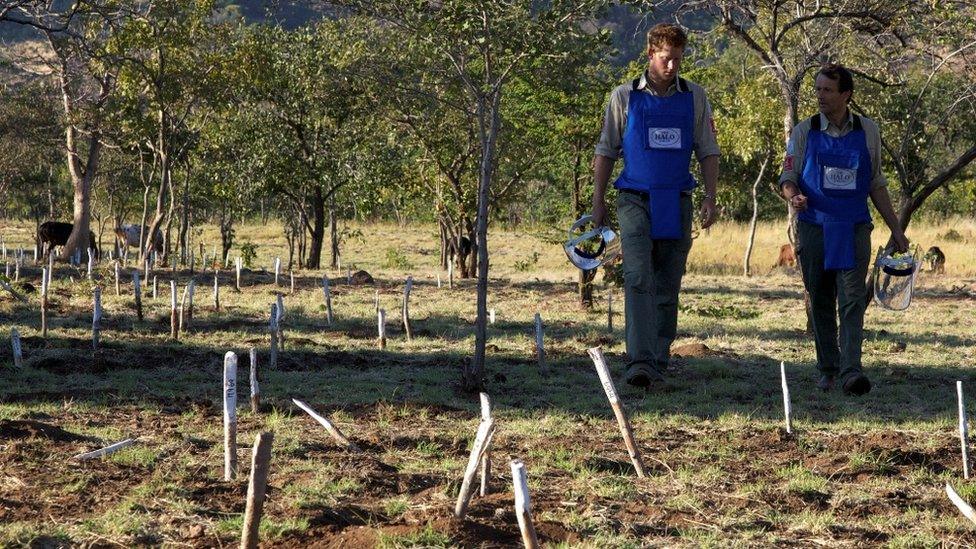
[620,188,693,198]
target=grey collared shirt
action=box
[594,71,721,162]
[779,111,887,190]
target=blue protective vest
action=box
[798,114,872,270]
[615,77,696,239]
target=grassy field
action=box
[2,217,976,547]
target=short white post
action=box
[534,313,545,370]
[213,269,220,311]
[240,432,274,549]
[152,275,158,300]
[587,347,647,477]
[448,257,454,289]
[479,392,492,497]
[269,304,278,370]
[781,361,793,434]
[960,381,970,479]
[114,262,120,296]
[454,417,496,519]
[292,398,361,451]
[235,257,242,291]
[374,289,379,314]
[489,308,495,325]
[275,293,285,350]
[402,276,413,341]
[133,272,143,321]
[92,287,102,350]
[186,279,196,328]
[274,257,280,286]
[144,258,150,280]
[290,270,295,294]
[170,280,178,340]
[14,260,19,281]
[322,275,334,326]
[249,347,260,413]
[40,267,49,337]
[86,248,94,281]
[223,351,238,480]
[510,460,540,549]
[377,308,386,349]
[436,273,441,288]
[11,328,23,368]
[179,284,189,333]
[4,262,8,278]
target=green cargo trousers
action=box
[617,190,693,375]
[796,220,873,380]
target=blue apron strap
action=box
[648,190,682,240]
[823,221,856,270]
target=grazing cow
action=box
[114,224,163,253]
[773,243,797,268]
[924,246,946,274]
[38,221,98,260]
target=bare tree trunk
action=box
[306,189,326,270]
[743,155,771,277]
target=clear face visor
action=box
[564,215,621,271]
[872,246,920,311]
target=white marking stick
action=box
[133,272,142,322]
[241,432,274,549]
[947,482,976,526]
[224,351,238,480]
[489,308,495,325]
[11,328,23,368]
[235,257,242,291]
[322,275,334,326]
[587,347,647,477]
[454,417,496,518]
[269,304,278,370]
[960,381,970,479]
[274,257,280,286]
[92,287,102,350]
[249,347,259,413]
[377,308,386,349]
[72,439,136,460]
[781,361,793,434]
[213,269,220,311]
[292,398,360,451]
[114,262,120,296]
[534,313,545,370]
[170,281,178,340]
[510,460,540,549]
[479,392,492,497]
[402,276,413,341]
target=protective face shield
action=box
[872,246,920,311]
[564,215,621,271]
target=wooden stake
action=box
[235,257,242,291]
[213,269,220,311]
[510,459,540,549]
[40,267,49,337]
[402,276,413,341]
[781,361,793,434]
[274,257,280,286]
[275,293,285,350]
[346,269,351,285]
[489,308,495,325]
[454,417,496,519]
[92,287,102,350]
[11,328,23,368]
[170,281,178,340]
[292,398,361,451]
[179,284,189,333]
[946,482,976,526]
[114,262,120,296]
[152,275,157,300]
[14,259,19,281]
[224,351,238,480]
[374,289,379,314]
[587,347,647,477]
[436,273,441,288]
[322,275,334,326]
[290,270,295,294]
[72,439,136,460]
[448,257,454,289]
[479,392,492,497]
[377,308,386,349]
[960,380,970,479]
[186,279,195,328]
[133,272,143,322]
[269,304,278,370]
[534,313,545,370]
[249,347,259,413]
[86,248,94,281]
[240,432,274,549]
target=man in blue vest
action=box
[779,63,909,396]
[592,23,720,388]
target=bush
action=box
[239,241,258,268]
[384,248,412,269]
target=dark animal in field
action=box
[774,244,796,268]
[38,221,98,260]
[924,246,945,274]
[115,223,163,253]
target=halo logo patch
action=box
[648,127,681,149]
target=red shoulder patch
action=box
[783,154,794,172]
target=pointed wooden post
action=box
[454,417,496,519]
[781,361,793,434]
[534,313,545,370]
[448,256,454,289]
[377,308,387,349]
[114,262,120,296]
[322,275,334,326]
[511,460,540,549]
[133,272,143,322]
[402,276,413,341]
[213,269,220,311]
[274,257,280,286]
[587,347,647,477]
[11,328,23,368]
[240,432,274,549]
[960,381,970,479]
[40,267,49,337]
[186,279,195,328]
[275,293,285,350]
[223,351,238,480]
[249,347,260,413]
[92,287,102,350]
[479,392,492,497]
[235,257,242,291]
[290,270,295,294]
[170,281,178,341]
[269,303,278,370]
[86,248,94,281]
